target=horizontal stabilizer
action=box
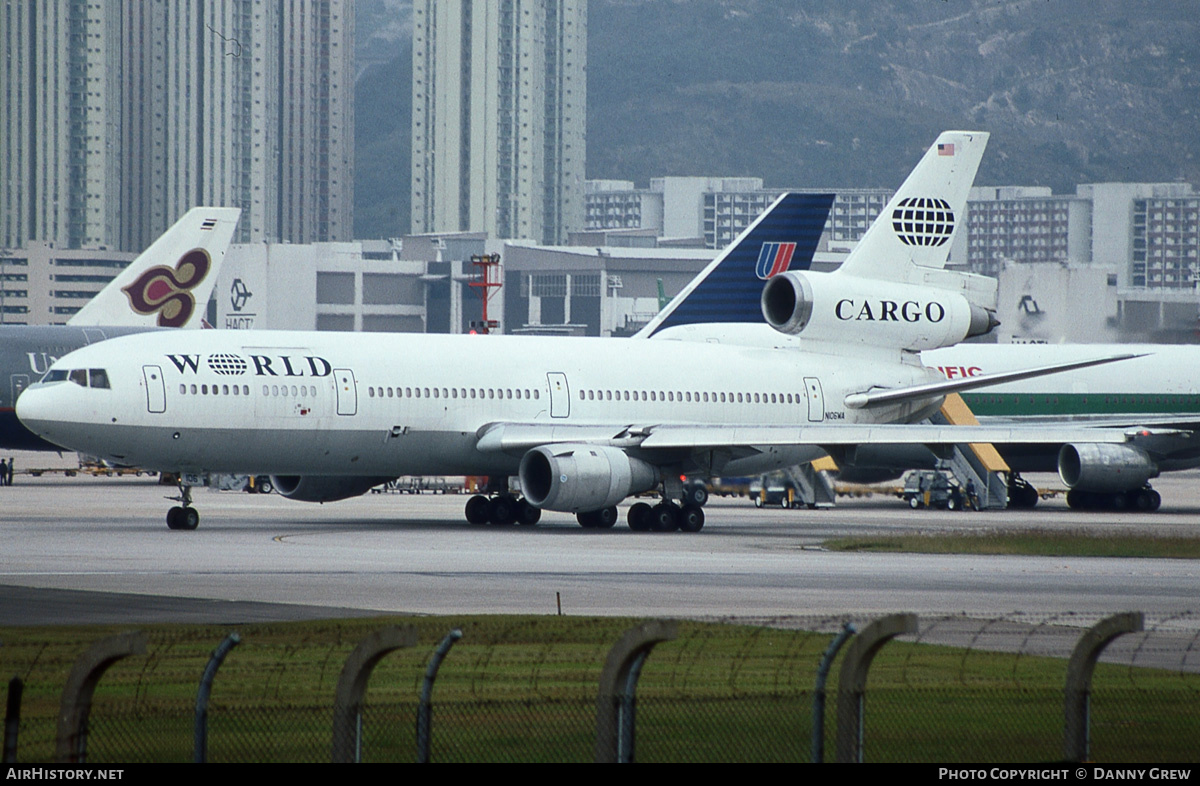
[843,354,1143,410]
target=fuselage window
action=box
[233,385,240,396]
[202,384,209,395]
[533,390,539,400]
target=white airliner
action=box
[16,132,1141,531]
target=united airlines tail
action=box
[68,207,241,329]
[636,192,834,338]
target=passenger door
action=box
[334,368,358,416]
[547,372,570,418]
[143,365,166,413]
[804,377,824,423]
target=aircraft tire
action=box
[465,495,490,525]
[517,500,542,525]
[576,511,597,528]
[682,484,708,507]
[679,504,704,533]
[627,502,652,531]
[181,508,200,530]
[650,503,679,532]
[1135,488,1162,512]
[595,506,619,529]
[488,496,517,525]
[166,507,183,530]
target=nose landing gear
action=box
[166,481,199,530]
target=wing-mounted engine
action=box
[270,475,394,502]
[519,444,659,513]
[1057,443,1158,493]
[760,269,998,352]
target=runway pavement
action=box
[2,462,1198,631]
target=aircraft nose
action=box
[15,384,67,441]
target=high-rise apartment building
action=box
[0,0,354,251]
[411,0,586,245]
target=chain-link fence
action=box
[2,613,1197,763]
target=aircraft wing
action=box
[475,421,1156,457]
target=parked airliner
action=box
[0,208,240,449]
[16,132,1141,530]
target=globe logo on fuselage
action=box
[891,197,954,247]
[207,353,248,376]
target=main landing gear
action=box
[464,493,541,526]
[626,500,705,533]
[1066,485,1162,512]
[166,481,200,530]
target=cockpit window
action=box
[53,368,111,388]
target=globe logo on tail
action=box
[122,249,211,327]
[891,197,954,247]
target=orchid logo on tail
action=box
[122,249,211,327]
[755,242,797,280]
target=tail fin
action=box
[837,130,987,282]
[637,192,833,337]
[68,207,241,328]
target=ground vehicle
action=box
[902,470,971,510]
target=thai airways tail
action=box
[68,207,241,328]
[636,192,834,338]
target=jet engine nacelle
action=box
[760,271,996,351]
[1057,443,1158,492]
[270,475,394,503]
[519,444,659,513]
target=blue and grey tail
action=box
[635,192,833,338]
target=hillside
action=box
[354,0,1200,238]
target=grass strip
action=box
[823,530,1200,558]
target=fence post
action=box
[835,613,917,763]
[812,622,856,763]
[194,632,241,763]
[594,620,677,763]
[331,626,417,763]
[1063,612,1144,762]
[417,628,462,763]
[4,676,22,763]
[55,632,147,763]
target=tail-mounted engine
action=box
[761,270,997,351]
[519,444,659,513]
